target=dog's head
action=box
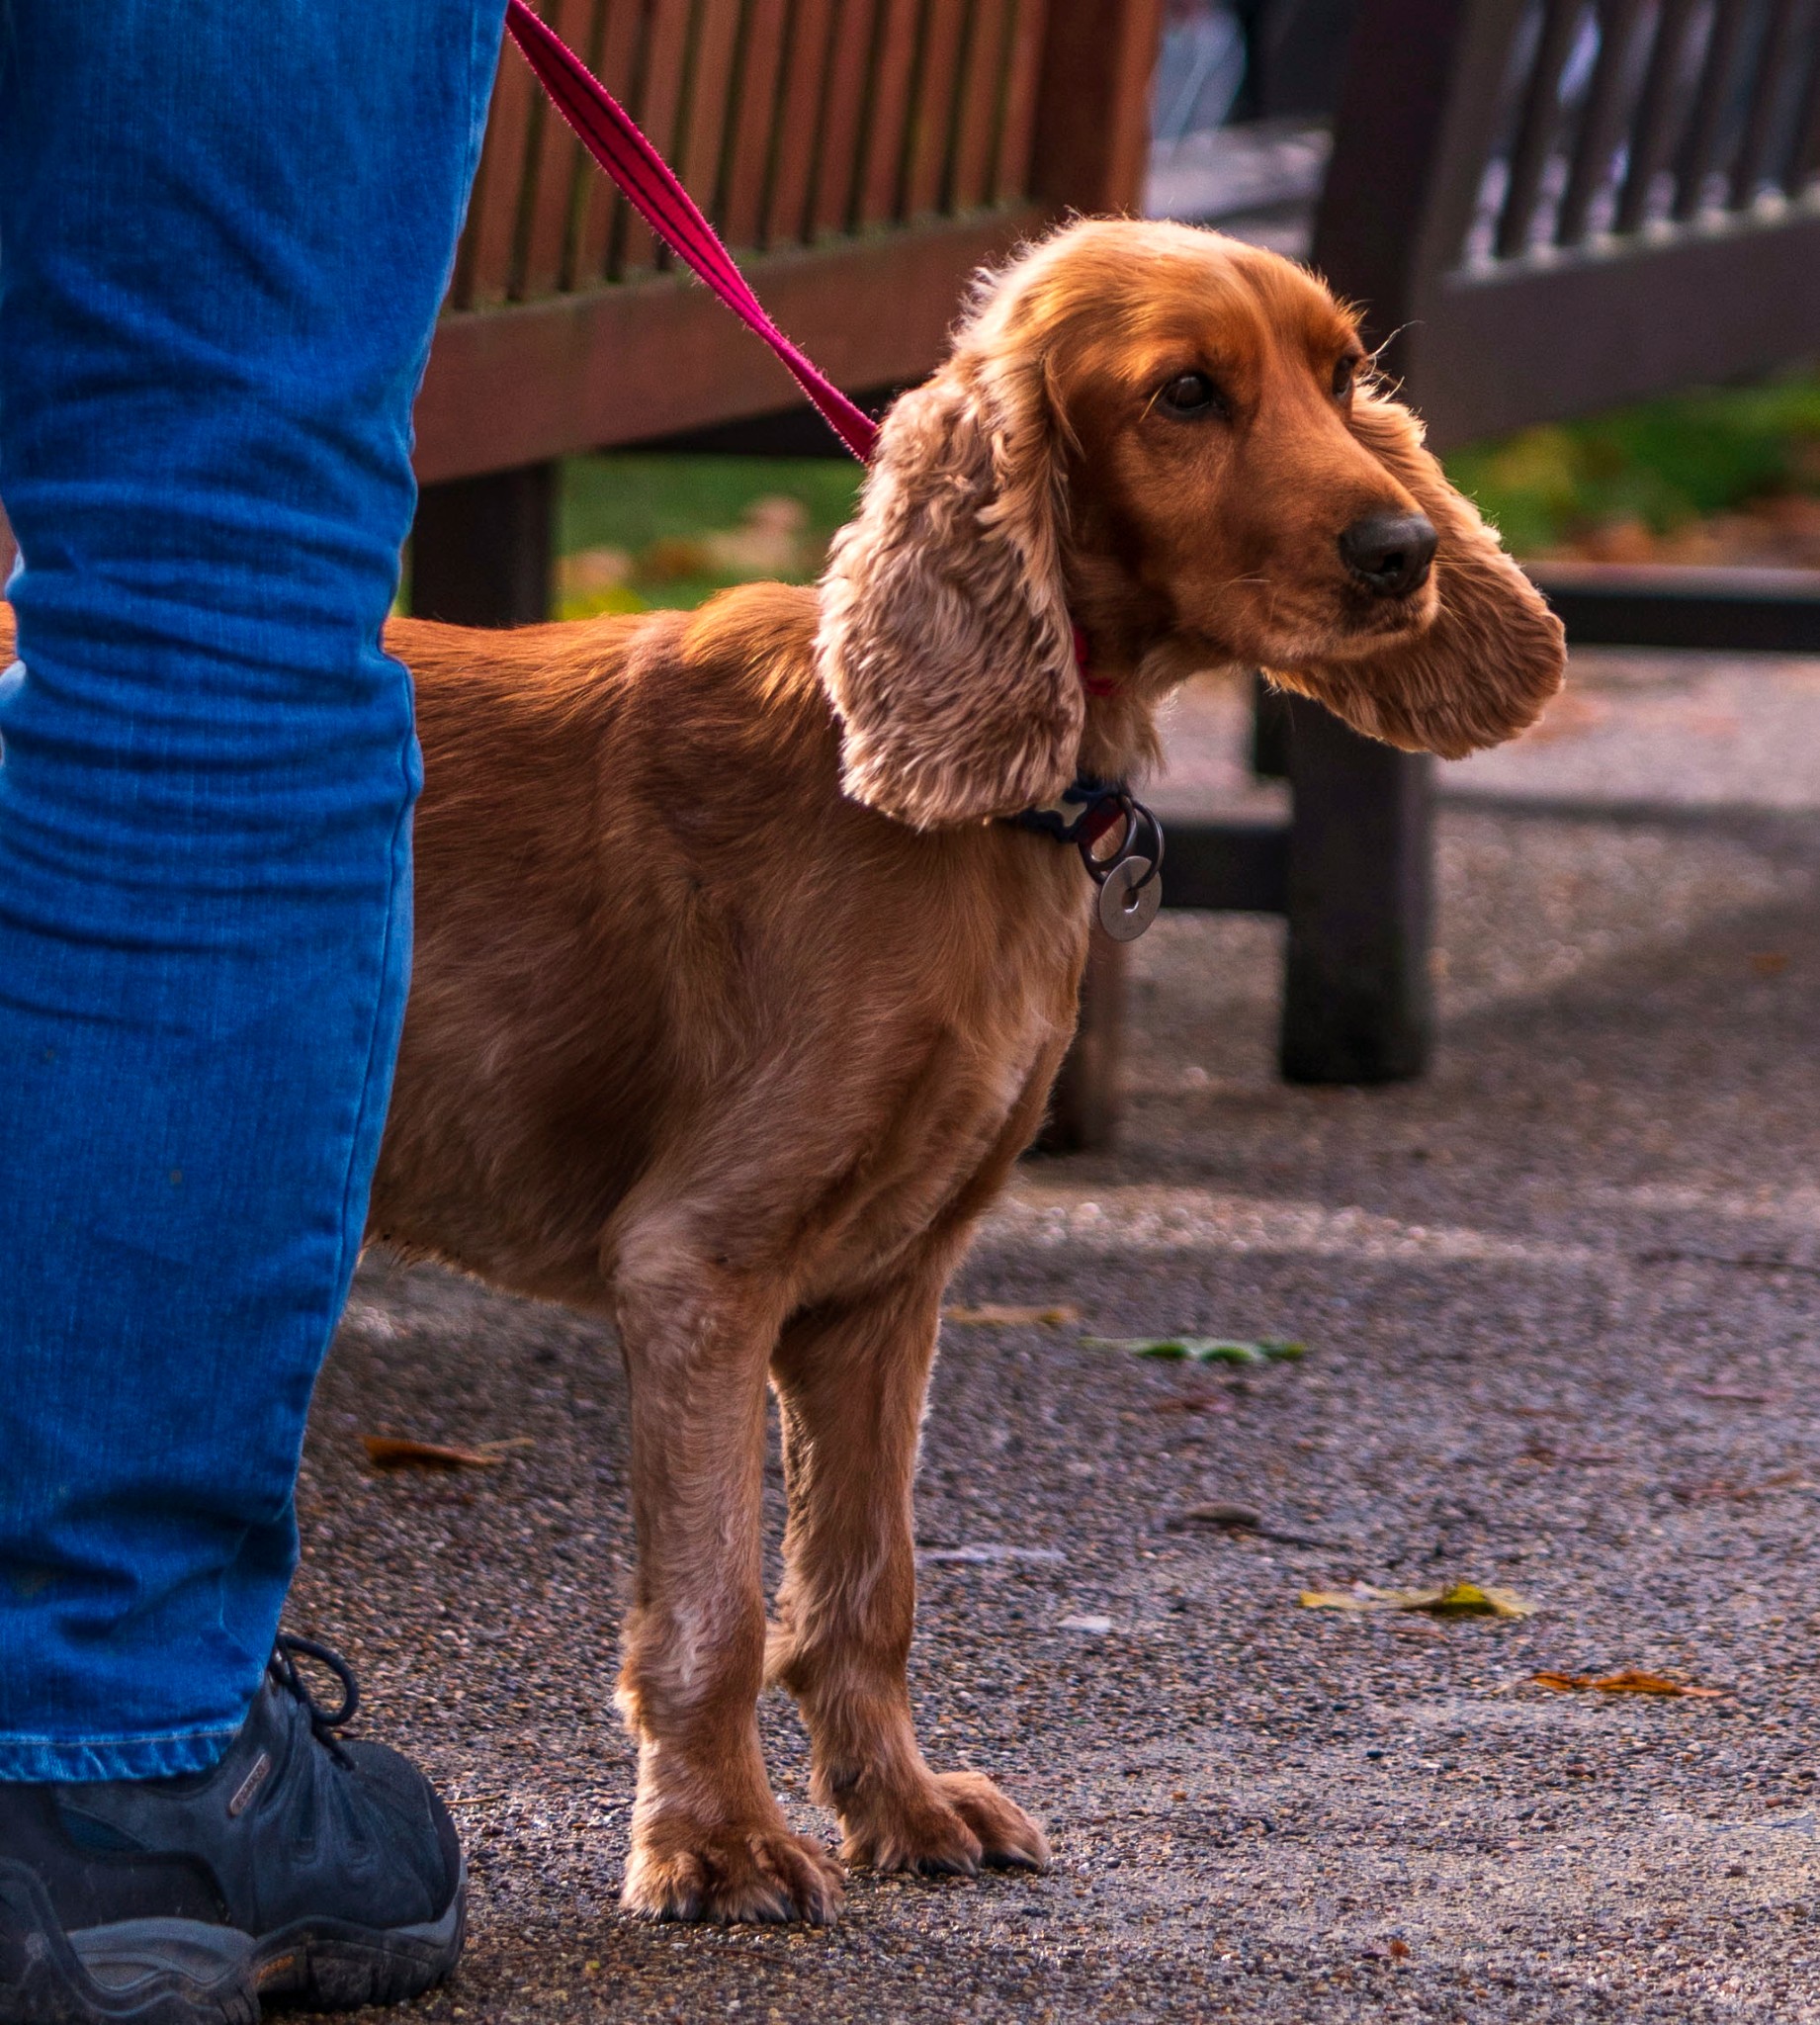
[816,219,1565,829]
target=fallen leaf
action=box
[1670,1477,1775,1504]
[1519,689,1611,743]
[1090,1335,1306,1365]
[1532,1669,1726,1699]
[1640,1246,1820,1278]
[1300,1581,1534,1620]
[556,544,634,597]
[1167,1504,1346,1549]
[943,1302,1081,1326]
[362,1435,531,1470]
[918,1542,1067,1565]
[1149,1394,1233,1416]
[638,534,713,581]
[1388,1940,1412,1961]
[1169,1502,1261,1531]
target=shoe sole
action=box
[0,1861,466,2025]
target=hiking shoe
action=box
[0,1635,465,2025]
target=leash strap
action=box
[503,0,879,465]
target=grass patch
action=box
[558,453,863,615]
[1443,368,1820,558]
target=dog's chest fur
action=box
[368,593,1090,1316]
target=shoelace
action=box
[269,1633,361,1753]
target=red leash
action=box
[501,5,1115,699]
[503,0,878,465]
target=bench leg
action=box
[1036,934,1126,1153]
[1251,668,1291,779]
[410,461,556,627]
[1280,696,1432,1084]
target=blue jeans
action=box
[0,0,506,1780]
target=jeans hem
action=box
[0,1724,239,1783]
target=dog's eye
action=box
[1158,372,1221,417]
[1333,355,1358,400]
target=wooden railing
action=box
[450,0,1051,306]
[412,0,1165,482]
[1474,0,1820,266]
[1315,0,1820,451]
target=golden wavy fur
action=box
[0,220,1563,1928]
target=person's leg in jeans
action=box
[0,0,506,2014]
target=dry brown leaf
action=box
[362,1435,531,1471]
[1169,1502,1262,1532]
[942,1302,1080,1327]
[1532,1668,1726,1699]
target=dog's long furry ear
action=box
[1266,390,1566,760]
[815,360,1083,829]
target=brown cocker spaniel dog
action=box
[378,220,1562,1926]
[63,220,1569,1926]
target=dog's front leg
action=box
[613,1228,845,1925]
[769,1268,1051,1878]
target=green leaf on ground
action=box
[1089,1336,1306,1365]
[1300,1581,1534,1620]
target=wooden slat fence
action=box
[1317,0,1820,452]
[449,0,1058,296]
[415,0,1162,481]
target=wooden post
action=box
[1037,934,1127,1154]
[1279,695,1431,1084]
[1250,669,1290,779]
[410,462,556,628]
[1025,0,1164,1151]
[1030,0,1168,213]
[1262,0,1500,1086]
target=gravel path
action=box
[296,650,1820,2022]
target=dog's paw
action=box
[936,1771,1052,1871]
[840,1770,1050,1877]
[622,1819,845,1926]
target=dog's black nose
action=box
[1338,512,1437,598]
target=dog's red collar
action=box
[1073,623,1117,698]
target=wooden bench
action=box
[1049,0,1820,1145]
[407,0,1167,625]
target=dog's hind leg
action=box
[611,1214,846,1925]
[768,1263,1051,1878]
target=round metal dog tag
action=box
[1097,858,1162,941]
